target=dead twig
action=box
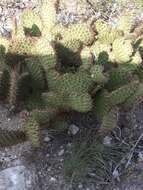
[125,133,143,169]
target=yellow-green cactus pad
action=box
[0,37,10,54]
[64,23,95,45]
[91,41,111,57]
[80,46,92,70]
[6,38,33,64]
[116,14,134,34]
[40,0,57,33]
[62,39,82,52]
[112,38,133,63]
[130,51,142,65]
[95,19,109,34]
[34,38,56,69]
[98,28,123,45]
[21,9,42,31]
[51,24,66,40]
[9,38,33,56]
[11,18,25,39]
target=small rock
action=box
[103,136,112,145]
[7,118,11,122]
[0,165,31,190]
[78,183,83,189]
[68,124,79,135]
[60,158,64,162]
[46,153,50,157]
[50,177,56,182]
[58,149,64,156]
[47,168,51,172]
[67,143,72,147]
[44,136,51,143]
[112,169,120,182]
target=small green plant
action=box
[64,129,130,186]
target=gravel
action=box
[0,0,143,37]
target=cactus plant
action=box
[0,1,143,149]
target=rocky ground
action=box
[0,103,143,190]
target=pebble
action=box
[78,183,83,189]
[7,118,11,122]
[46,153,50,157]
[68,124,79,135]
[138,152,143,162]
[103,136,112,146]
[44,136,51,143]
[58,149,64,156]
[60,158,64,162]
[50,177,57,182]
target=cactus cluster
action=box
[0,0,143,147]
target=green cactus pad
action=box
[80,47,92,70]
[25,117,40,147]
[106,64,139,90]
[52,70,93,94]
[102,107,119,130]
[0,68,10,98]
[68,92,93,112]
[31,108,58,126]
[94,80,139,119]
[90,65,108,84]
[25,57,46,93]
[123,83,143,109]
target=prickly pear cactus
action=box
[0,0,143,148]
